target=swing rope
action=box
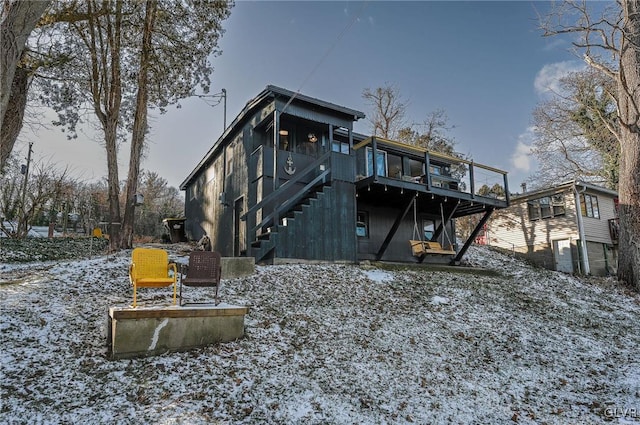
[412,196,422,242]
[440,203,453,249]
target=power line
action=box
[280,1,369,116]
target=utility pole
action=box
[222,88,227,130]
[198,88,227,130]
[20,142,33,236]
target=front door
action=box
[554,239,573,273]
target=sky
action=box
[17,0,588,191]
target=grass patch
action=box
[0,237,109,263]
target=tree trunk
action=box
[617,1,640,290]
[88,0,124,252]
[0,0,50,171]
[105,118,122,251]
[0,65,27,170]
[121,0,157,249]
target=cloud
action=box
[534,61,585,96]
[541,37,567,52]
[511,128,535,173]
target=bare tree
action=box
[0,153,74,238]
[397,109,458,155]
[0,0,51,171]
[531,68,620,189]
[542,0,640,289]
[362,83,407,140]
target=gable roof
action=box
[180,85,365,190]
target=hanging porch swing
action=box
[409,198,456,256]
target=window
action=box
[552,194,565,216]
[277,117,326,156]
[356,211,369,238]
[332,140,350,154]
[528,194,566,221]
[366,147,387,177]
[408,159,424,178]
[580,194,600,218]
[387,154,402,178]
[332,129,350,154]
[422,219,435,240]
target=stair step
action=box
[256,229,276,240]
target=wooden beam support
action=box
[375,193,416,260]
[452,208,494,264]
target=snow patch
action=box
[363,270,393,283]
[431,295,450,305]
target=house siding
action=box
[486,183,618,276]
[489,188,579,252]
[580,188,617,244]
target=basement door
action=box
[553,239,573,273]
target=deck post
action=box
[452,208,494,264]
[273,110,280,191]
[372,137,378,182]
[469,161,475,199]
[424,151,432,191]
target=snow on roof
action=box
[1,245,638,423]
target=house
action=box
[180,85,509,264]
[484,181,619,276]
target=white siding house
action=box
[486,181,618,276]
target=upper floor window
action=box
[528,194,565,221]
[580,193,600,218]
[366,147,387,177]
[332,127,350,154]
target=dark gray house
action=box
[180,85,510,264]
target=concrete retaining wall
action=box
[108,304,249,360]
[220,257,255,279]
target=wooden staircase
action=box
[243,152,333,264]
[250,186,335,263]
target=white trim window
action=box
[580,193,600,218]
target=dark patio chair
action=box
[179,251,222,306]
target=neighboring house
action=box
[485,181,619,276]
[180,85,509,264]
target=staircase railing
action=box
[242,150,332,240]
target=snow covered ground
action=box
[1,244,639,424]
